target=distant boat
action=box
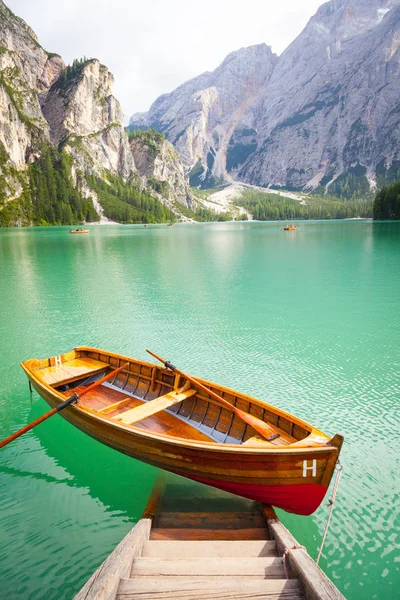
[167,222,173,226]
[70,229,89,234]
[21,346,343,516]
[284,225,297,231]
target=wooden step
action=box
[150,527,270,541]
[117,577,303,599]
[161,483,254,503]
[159,496,261,513]
[142,540,277,558]
[153,511,266,529]
[130,557,284,578]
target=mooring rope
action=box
[316,461,343,565]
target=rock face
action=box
[130,132,193,209]
[42,59,135,178]
[241,0,400,192]
[0,0,192,221]
[0,0,134,207]
[133,0,400,195]
[130,44,278,187]
[0,0,64,198]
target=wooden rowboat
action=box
[70,229,89,234]
[284,225,297,231]
[21,347,343,516]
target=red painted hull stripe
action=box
[180,473,328,516]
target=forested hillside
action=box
[373,182,400,220]
[0,143,99,226]
[86,174,175,223]
[239,190,373,221]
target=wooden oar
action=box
[0,362,129,449]
[146,350,280,442]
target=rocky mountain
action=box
[242,0,400,194]
[132,0,400,197]
[0,0,191,225]
[129,130,193,209]
[0,0,64,202]
[41,59,135,179]
[130,44,278,188]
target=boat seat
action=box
[243,424,296,446]
[114,388,197,426]
[36,358,110,387]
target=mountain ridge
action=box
[130,43,278,188]
[130,0,400,197]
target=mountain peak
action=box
[220,43,276,69]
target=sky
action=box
[7,0,323,122]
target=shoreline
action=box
[0,217,379,230]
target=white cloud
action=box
[6,0,323,121]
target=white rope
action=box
[316,461,343,565]
[283,544,306,578]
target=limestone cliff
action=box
[0,0,135,217]
[0,0,64,201]
[129,131,193,210]
[42,59,135,178]
[0,0,193,224]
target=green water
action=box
[0,221,399,599]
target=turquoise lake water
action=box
[0,220,399,599]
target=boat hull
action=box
[185,474,327,515]
[26,382,339,516]
[22,348,343,516]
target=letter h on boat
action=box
[303,459,317,477]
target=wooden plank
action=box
[98,398,134,415]
[153,511,266,529]
[263,506,345,600]
[159,496,260,513]
[37,357,110,386]
[161,483,255,502]
[243,433,294,447]
[150,527,270,541]
[35,365,71,384]
[59,358,108,377]
[73,519,151,600]
[117,578,303,599]
[130,557,284,578]
[263,505,295,557]
[74,345,323,440]
[114,388,196,425]
[150,366,157,392]
[78,388,213,442]
[142,540,277,558]
[79,385,130,406]
[288,549,346,600]
[118,589,302,599]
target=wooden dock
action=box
[75,479,346,600]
